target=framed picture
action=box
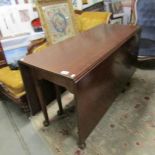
[36,0,77,44]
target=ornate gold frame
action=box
[36,0,77,44]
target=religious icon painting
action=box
[36,0,77,44]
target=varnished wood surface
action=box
[21,24,139,82]
[75,42,137,145]
[19,24,140,147]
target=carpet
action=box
[31,68,155,155]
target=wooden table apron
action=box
[19,24,140,147]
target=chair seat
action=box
[0,66,25,98]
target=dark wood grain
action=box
[75,41,137,145]
[19,24,140,147]
[21,24,138,81]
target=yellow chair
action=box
[0,12,111,113]
[76,12,111,32]
[0,38,47,113]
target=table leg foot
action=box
[78,142,86,149]
[126,81,131,87]
[122,81,131,93]
[57,110,65,116]
[121,88,126,93]
[55,85,65,116]
[43,120,49,127]
[67,105,75,113]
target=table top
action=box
[21,24,138,81]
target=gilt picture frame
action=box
[36,0,77,44]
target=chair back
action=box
[27,38,48,55]
[28,12,111,55]
[76,12,111,32]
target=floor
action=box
[0,96,53,155]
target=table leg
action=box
[78,141,86,150]
[35,80,50,126]
[55,85,64,115]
